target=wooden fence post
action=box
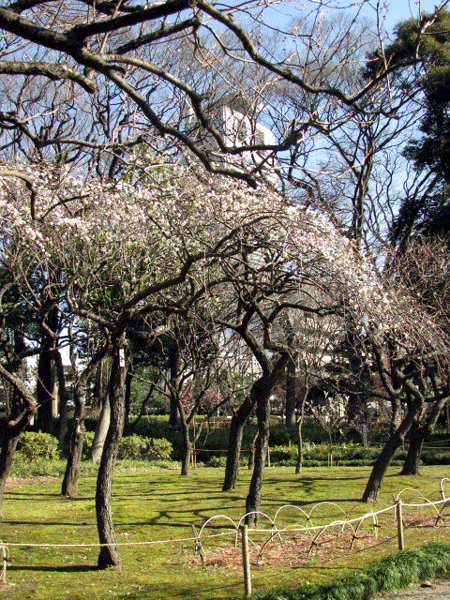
[396,500,404,551]
[0,540,6,583]
[241,524,252,597]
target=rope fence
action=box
[196,478,450,596]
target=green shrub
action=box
[422,451,450,465]
[117,434,173,461]
[17,431,59,460]
[118,434,148,460]
[270,445,296,466]
[145,437,173,461]
[82,431,95,459]
[207,455,227,468]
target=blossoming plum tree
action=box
[0,159,369,562]
[1,153,447,558]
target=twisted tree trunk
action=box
[61,380,85,497]
[55,351,69,453]
[96,341,128,569]
[285,357,296,427]
[178,408,192,476]
[362,397,423,503]
[222,394,255,491]
[400,397,448,476]
[91,391,111,464]
[245,354,289,525]
[0,361,37,517]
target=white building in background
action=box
[190,94,278,185]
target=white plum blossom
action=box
[0,159,446,363]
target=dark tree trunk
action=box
[0,430,19,517]
[178,409,192,476]
[362,398,422,503]
[61,419,84,497]
[126,380,157,435]
[168,346,180,426]
[0,353,37,516]
[295,389,307,475]
[180,433,192,476]
[36,348,56,433]
[245,381,271,525]
[61,381,85,497]
[124,371,132,431]
[400,420,423,476]
[285,357,296,428]
[247,429,259,470]
[400,397,448,476]
[36,307,59,433]
[222,394,255,491]
[54,351,69,453]
[390,397,401,436]
[96,342,128,569]
[91,391,111,464]
[245,354,289,525]
[91,359,104,413]
[62,336,106,495]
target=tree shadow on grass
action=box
[6,493,96,501]
[8,565,98,573]
[3,520,92,526]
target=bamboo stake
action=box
[396,500,404,550]
[241,525,252,596]
[0,540,7,583]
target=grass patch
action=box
[1,465,449,599]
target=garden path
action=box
[375,573,450,599]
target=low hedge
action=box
[46,416,450,467]
[81,432,173,461]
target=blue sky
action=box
[365,0,447,36]
[262,1,447,39]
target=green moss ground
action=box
[1,465,449,599]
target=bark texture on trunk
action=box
[390,397,401,436]
[178,409,192,476]
[168,346,180,426]
[91,359,104,413]
[247,429,259,471]
[124,371,132,431]
[55,351,69,453]
[61,378,85,497]
[245,381,271,525]
[36,307,59,433]
[36,349,56,433]
[61,416,84,497]
[96,343,127,569]
[62,336,106,495]
[400,421,424,476]
[0,433,19,517]
[222,394,255,491]
[91,392,111,464]
[0,355,37,516]
[295,391,307,475]
[362,398,422,503]
[245,354,289,526]
[285,357,296,428]
[400,397,448,476]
